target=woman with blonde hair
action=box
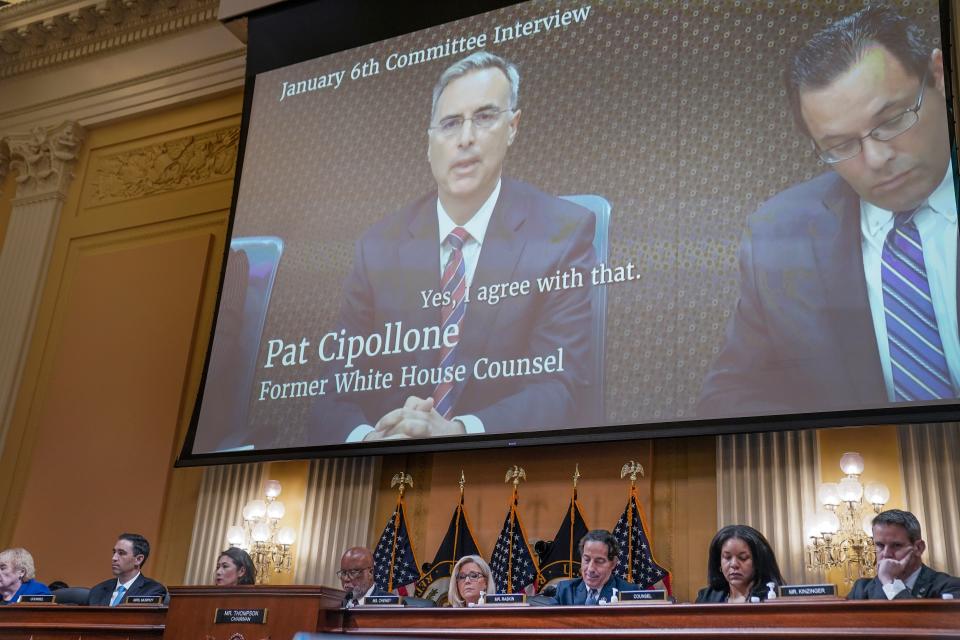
[447,555,496,607]
[0,548,51,604]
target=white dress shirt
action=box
[861,163,959,401]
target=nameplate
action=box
[17,594,54,604]
[618,589,667,603]
[214,608,268,624]
[122,595,163,605]
[778,584,837,598]
[362,595,402,606]
[480,593,527,606]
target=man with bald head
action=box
[699,5,959,416]
[338,547,388,607]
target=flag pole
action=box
[620,461,644,584]
[504,465,526,594]
[569,464,580,577]
[389,472,413,592]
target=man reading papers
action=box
[699,5,959,417]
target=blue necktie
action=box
[881,211,954,400]
[585,588,599,605]
[110,584,126,607]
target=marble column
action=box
[0,121,85,454]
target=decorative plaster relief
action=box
[0,0,220,79]
[5,121,84,199]
[89,125,239,205]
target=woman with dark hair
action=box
[215,548,256,586]
[696,525,784,603]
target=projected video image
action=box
[188,0,958,455]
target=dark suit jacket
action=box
[310,178,598,443]
[86,574,166,606]
[342,585,390,607]
[553,575,639,605]
[698,171,960,417]
[695,583,771,603]
[847,564,960,600]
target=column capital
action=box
[4,121,85,201]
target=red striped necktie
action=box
[432,227,471,418]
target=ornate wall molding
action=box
[5,120,84,200]
[0,0,221,79]
[88,124,238,205]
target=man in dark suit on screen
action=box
[848,509,960,600]
[553,530,638,605]
[310,51,597,444]
[87,533,166,606]
[698,5,959,417]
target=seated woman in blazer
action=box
[447,555,496,607]
[0,548,51,604]
[696,524,784,603]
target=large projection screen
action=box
[178,0,960,464]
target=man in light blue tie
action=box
[698,4,959,418]
[552,530,638,606]
[86,533,166,606]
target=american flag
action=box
[612,488,672,594]
[373,498,422,595]
[490,492,540,594]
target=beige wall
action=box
[0,92,241,588]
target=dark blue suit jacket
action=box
[553,575,638,605]
[309,178,597,443]
[87,573,166,606]
[698,171,960,417]
[847,564,960,600]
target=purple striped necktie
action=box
[432,227,471,418]
[881,209,954,401]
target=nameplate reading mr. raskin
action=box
[482,593,527,605]
[215,608,268,624]
[18,594,54,604]
[619,589,667,603]
[778,584,837,598]
[124,595,162,605]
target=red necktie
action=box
[432,227,470,417]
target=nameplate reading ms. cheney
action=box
[215,608,268,624]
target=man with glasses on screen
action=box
[311,51,596,443]
[698,5,958,417]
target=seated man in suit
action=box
[338,547,388,607]
[87,533,166,606]
[309,50,597,445]
[848,509,960,600]
[554,530,638,605]
[698,5,958,417]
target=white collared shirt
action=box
[861,163,959,401]
[347,584,376,607]
[110,572,140,605]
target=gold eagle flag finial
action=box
[391,472,413,498]
[620,461,645,489]
[504,465,527,489]
[458,470,466,496]
[572,463,581,489]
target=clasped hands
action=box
[362,395,466,441]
